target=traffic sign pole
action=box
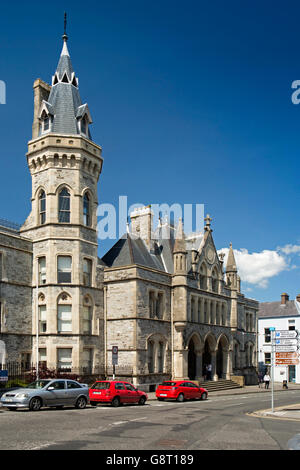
[270,327,275,413]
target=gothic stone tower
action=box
[20,32,104,374]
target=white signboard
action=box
[275,339,298,346]
[275,330,298,339]
[275,345,298,352]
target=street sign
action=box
[0,370,8,382]
[275,338,298,346]
[112,346,118,366]
[276,359,299,365]
[275,330,298,338]
[275,345,298,352]
[276,352,298,359]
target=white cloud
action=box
[218,247,288,289]
[277,244,300,255]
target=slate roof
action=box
[101,221,206,275]
[258,300,300,318]
[42,39,92,139]
[102,233,168,272]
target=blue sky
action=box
[0,0,300,302]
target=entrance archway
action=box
[216,342,223,378]
[188,338,196,380]
[216,334,230,379]
[202,340,211,378]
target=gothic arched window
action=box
[83,192,90,226]
[39,190,46,225]
[58,188,70,223]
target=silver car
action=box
[0,379,89,411]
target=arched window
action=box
[58,188,70,223]
[38,294,47,334]
[41,110,50,134]
[199,263,207,290]
[81,116,87,135]
[212,268,219,293]
[158,342,165,373]
[83,192,91,226]
[39,190,46,225]
[148,340,154,373]
[57,293,72,333]
[83,296,93,335]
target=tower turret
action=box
[20,20,104,374]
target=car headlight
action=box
[15,393,29,398]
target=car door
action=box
[114,382,128,403]
[187,382,199,399]
[44,380,68,406]
[124,383,139,403]
[66,380,84,406]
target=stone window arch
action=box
[39,189,46,225]
[83,191,91,227]
[57,292,72,333]
[211,267,219,293]
[38,293,47,333]
[147,334,167,374]
[199,263,207,290]
[58,187,71,223]
[83,295,93,335]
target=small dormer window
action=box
[44,116,49,131]
[41,110,51,134]
[81,116,87,135]
[62,72,69,83]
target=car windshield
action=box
[26,380,51,389]
[91,382,111,390]
[161,382,177,386]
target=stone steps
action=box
[198,379,243,392]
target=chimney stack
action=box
[281,293,289,305]
[130,205,153,251]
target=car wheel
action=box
[111,396,120,407]
[138,396,146,406]
[157,398,165,401]
[29,397,42,411]
[90,401,97,407]
[176,393,184,403]
[75,396,87,409]
[56,406,64,409]
[201,392,207,401]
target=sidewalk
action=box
[147,383,300,421]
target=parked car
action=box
[0,379,89,411]
[89,380,148,407]
[156,380,208,402]
[0,387,22,399]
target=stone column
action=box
[226,348,232,379]
[195,349,203,381]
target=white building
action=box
[258,293,300,384]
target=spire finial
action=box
[62,12,68,42]
[204,214,212,232]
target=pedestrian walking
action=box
[263,373,270,389]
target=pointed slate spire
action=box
[39,14,93,139]
[226,242,237,273]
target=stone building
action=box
[0,32,259,388]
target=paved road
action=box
[1,391,300,450]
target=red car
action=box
[156,381,208,402]
[89,380,148,407]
